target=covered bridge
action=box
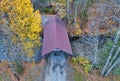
[42,15,72,56]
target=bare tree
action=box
[66,0,70,25]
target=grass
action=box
[113,75,120,81]
[14,63,25,75]
[74,69,84,81]
[0,75,2,81]
[5,72,12,81]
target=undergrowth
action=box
[74,69,83,81]
[72,56,91,74]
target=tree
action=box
[66,0,70,25]
[0,0,42,80]
[101,18,120,77]
[0,0,42,58]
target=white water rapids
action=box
[45,52,66,81]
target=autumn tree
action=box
[0,0,42,58]
[0,0,42,80]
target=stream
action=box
[45,52,67,81]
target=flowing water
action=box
[45,52,67,81]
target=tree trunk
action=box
[104,57,120,77]
[108,47,120,68]
[74,2,78,28]
[101,30,120,76]
[66,0,70,25]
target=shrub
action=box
[113,68,120,75]
[13,62,25,75]
[0,76,2,81]
[74,69,83,81]
[72,56,91,74]
[41,7,54,14]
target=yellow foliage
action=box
[73,23,82,36]
[73,29,82,35]
[56,0,66,6]
[27,50,34,58]
[0,0,42,57]
[78,57,90,65]
[72,56,91,74]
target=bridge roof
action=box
[41,15,72,56]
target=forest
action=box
[0,0,120,81]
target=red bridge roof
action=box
[41,15,72,56]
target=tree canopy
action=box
[0,0,42,57]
